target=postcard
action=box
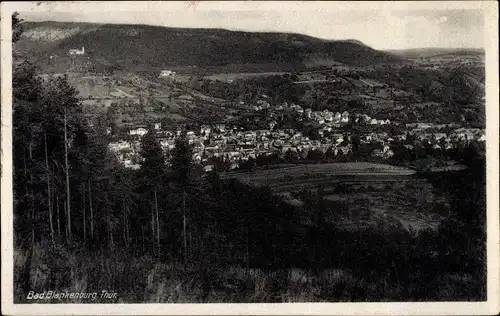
[1,1,499,315]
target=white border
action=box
[1,1,499,315]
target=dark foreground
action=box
[14,166,486,303]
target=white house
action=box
[129,127,148,137]
[69,46,85,55]
[109,141,131,152]
[204,165,214,172]
[159,70,176,78]
[200,125,212,135]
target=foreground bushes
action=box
[14,234,484,303]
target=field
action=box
[203,72,287,82]
[222,163,447,233]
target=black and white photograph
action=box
[1,1,499,315]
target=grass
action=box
[222,163,445,234]
[14,241,482,303]
[203,72,287,82]
[11,243,388,303]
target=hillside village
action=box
[108,97,485,171]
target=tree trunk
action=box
[123,209,127,246]
[183,191,188,263]
[141,226,145,252]
[88,179,94,240]
[155,189,160,258]
[246,230,250,271]
[82,184,87,246]
[108,220,114,251]
[64,202,69,244]
[125,206,130,246]
[44,133,55,245]
[64,109,72,242]
[29,140,35,245]
[151,205,155,255]
[56,195,61,240]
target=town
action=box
[108,97,485,171]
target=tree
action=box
[137,127,165,255]
[284,149,299,163]
[12,12,24,44]
[139,127,165,183]
[170,133,193,187]
[168,133,196,260]
[306,149,324,162]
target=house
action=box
[69,46,85,55]
[315,117,325,124]
[159,70,176,78]
[129,127,148,136]
[109,141,131,152]
[406,123,433,130]
[204,165,214,172]
[453,128,475,140]
[200,125,212,135]
[215,124,226,132]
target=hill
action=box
[386,47,485,59]
[18,21,406,73]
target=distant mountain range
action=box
[17,21,407,73]
[386,47,485,59]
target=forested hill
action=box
[18,21,406,72]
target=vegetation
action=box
[19,21,403,73]
[11,13,486,303]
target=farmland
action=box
[222,162,447,232]
[203,72,287,82]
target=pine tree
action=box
[137,127,165,256]
[139,127,165,184]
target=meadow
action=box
[223,162,445,232]
[203,72,287,82]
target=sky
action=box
[18,2,485,50]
